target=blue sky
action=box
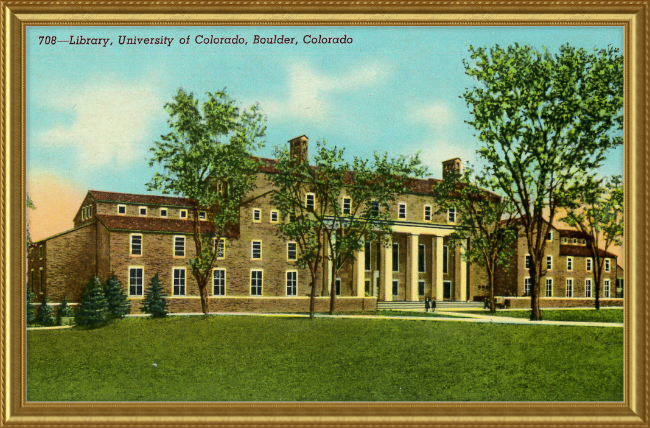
[27,25,625,202]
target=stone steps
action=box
[377,301,485,311]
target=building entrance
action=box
[443,281,452,300]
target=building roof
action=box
[95,214,239,237]
[88,190,194,207]
[559,245,617,259]
[557,229,590,239]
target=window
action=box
[179,209,187,219]
[546,256,552,270]
[364,241,371,271]
[443,246,449,274]
[371,201,379,215]
[582,239,586,244]
[199,211,206,220]
[160,208,167,217]
[546,232,553,241]
[306,193,315,210]
[173,268,186,296]
[365,279,371,296]
[286,271,297,296]
[398,203,406,219]
[270,210,278,223]
[392,279,399,296]
[130,234,142,256]
[418,244,426,273]
[448,207,456,223]
[562,238,568,244]
[585,279,592,298]
[392,243,399,272]
[129,267,143,296]
[604,279,611,298]
[587,258,593,272]
[30,270,34,292]
[566,278,573,298]
[39,268,43,293]
[573,238,577,244]
[605,259,611,272]
[39,245,43,259]
[81,207,85,220]
[525,255,531,269]
[567,257,573,271]
[335,278,341,296]
[117,204,126,215]
[213,269,225,295]
[418,280,425,296]
[174,236,185,257]
[287,242,297,261]
[88,205,92,217]
[253,209,261,222]
[252,240,262,259]
[376,242,381,270]
[251,270,263,296]
[139,206,147,216]
[545,278,553,297]
[342,198,351,215]
[213,238,225,259]
[524,278,531,295]
[424,205,432,222]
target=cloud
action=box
[257,62,388,123]
[27,170,86,242]
[35,78,164,169]
[409,101,456,132]
[416,140,477,179]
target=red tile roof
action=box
[89,190,194,207]
[95,214,239,237]
[559,245,617,258]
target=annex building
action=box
[28,135,624,312]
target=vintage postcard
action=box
[4,3,646,426]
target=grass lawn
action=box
[27,315,623,401]
[455,309,624,323]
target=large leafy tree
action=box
[148,88,266,314]
[271,140,426,316]
[432,165,517,312]
[463,43,623,320]
[561,175,623,309]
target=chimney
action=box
[442,158,462,179]
[289,135,309,163]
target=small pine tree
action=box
[38,294,55,326]
[27,289,37,324]
[56,296,73,325]
[142,273,168,318]
[75,276,109,327]
[104,273,130,320]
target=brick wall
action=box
[505,297,624,309]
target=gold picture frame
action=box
[3,1,646,426]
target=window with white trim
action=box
[173,268,186,296]
[546,256,553,270]
[424,205,432,222]
[524,278,531,295]
[253,209,261,222]
[39,245,43,259]
[213,269,225,296]
[587,258,593,272]
[545,278,553,297]
[117,204,126,215]
[546,232,553,241]
[252,240,262,259]
[604,279,611,298]
[306,193,315,210]
[286,271,297,296]
[129,267,143,296]
[448,207,456,223]
[585,279,592,298]
[566,278,573,298]
[605,259,611,272]
[567,257,573,271]
[525,254,531,269]
[179,209,187,219]
[174,236,185,257]
[398,203,406,219]
[342,198,351,215]
[270,210,278,223]
[287,242,297,261]
[139,206,147,216]
[160,208,167,217]
[251,270,263,296]
[130,234,142,256]
[213,238,225,259]
[199,211,206,220]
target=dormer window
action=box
[139,206,147,216]
[179,209,187,219]
[398,203,406,219]
[199,211,206,221]
[160,208,167,217]
[424,205,432,222]
[117,204,126,215]
[342,198,351,215]
[573,238,577,244]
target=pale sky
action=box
[26,25,625,244]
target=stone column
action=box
[380,237,393,301]
[456,243,468,301]
[435,236,444,301]
[355,248,365,298]
[407,234,419,301]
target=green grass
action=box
[454,309,624,323]
[27,315,623,401]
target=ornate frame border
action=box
[2,2,647,426]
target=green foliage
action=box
[75,276,109,327]
[462,43,623,319]
[147,88,267,314]
[26,193,36,247]
[142,273,168,318]
[56,296,73,325]
[37,294,55,326]
[27,289,37,324]
[104,273,130,320]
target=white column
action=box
[408,234,419,301]
[435,236,444,301]
[355,248,365,298]
[380,237,393,301]
[459,244,467,301]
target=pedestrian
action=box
[431,299,437,313]
[424,297,430,313]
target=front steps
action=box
[377,300,485,311]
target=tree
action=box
[75,276,109,327]
[148,88,266,314]
[27,193,35,248]
[38,294,55,326]
[26,289,37,324]
[462,43,623,320]
[271,140,426,315]
[142,273,168,318]
[432,165,517,312]
[104,273,130,320]
[56,295,73,325]
[561,175,623,309]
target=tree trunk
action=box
[488,270,496,314]
[309,270,317,319]
[198,279,209,315]
[530,262,542,321]
[594,269,601,311]
[329,262,337,314]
